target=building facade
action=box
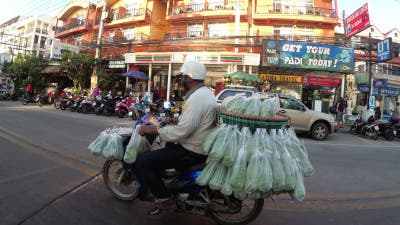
[53,0,340,101]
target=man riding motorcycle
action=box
[135,61,218,215]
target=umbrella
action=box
[225,71,262,82]
[122,71,149,80]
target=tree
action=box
[3,54,47,93]
[60,51,94,89]
[97,68,114,91]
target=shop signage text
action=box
[303,76,342,87]
[345,3,371,38]
[109,60,125,68]
[259,74,302,83]
[262,40,354,73]
[379,86,400,96]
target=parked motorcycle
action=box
[349,113,363,135]
[77,96,96,114]
[21,93,39,105]
[115,97,134,118]
[94,95,116,116]
[359,116,379,140]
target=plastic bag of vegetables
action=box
[101,133,124,160]
[88,131,109,156]
[202,124,226,154]
[123,126,151,164]
[245,96,261,116]
[260,97,277,118]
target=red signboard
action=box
[303,76,342,87]
[345,3,371,38]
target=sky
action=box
[0,0,399,32]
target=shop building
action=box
[52,0,339,95]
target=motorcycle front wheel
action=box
[210,194,264,225]
[103,160,140,201]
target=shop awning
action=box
[40,65,60,74]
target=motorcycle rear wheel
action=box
[350,127,358,135]
[210,195,264,225]
[103,160,140,201]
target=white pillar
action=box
[167,63,172,101]
[147,63,152,96]
[249,65,252,74]
[125,65,129,91]
[242,65,246,72]
[340,75,345,97]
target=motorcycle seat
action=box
[162,162,206,178]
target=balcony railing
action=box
[169,1,247,15]
[116,8,145,20]
[164,30,248,40]
[255,5,336,18]
[56,19,92,34]
[164,31,339,45]
[104,32,149,44]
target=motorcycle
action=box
[102,135,263,225]
[349,113,363,135]
[359,115,379,140]
[115,97,134,118]
[21,93,39,105]
[77,96,96,114]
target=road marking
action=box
[304,141,398,149]
[0,165,61,184]
[0,129,98,176]
[0,126,101,168]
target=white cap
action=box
[179,61,206,80]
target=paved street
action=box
[0,101,399,225]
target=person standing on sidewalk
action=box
[336,96,347,128]
[395,102,400,115]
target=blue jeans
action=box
[134,142,206,199]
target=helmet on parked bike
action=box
[178,61,206,80]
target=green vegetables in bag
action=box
[123,126,151,164]
[260,98,277,118]
[209,164,228,190]
[245,97,261,116]
[222,126,239,166]
[258,151,273,192]
[88,131,108,156]
[245,151,262,194]
[196,160,220,186]
[208,125,231,162]
[221,168,234,196]
[202,125,226,154]
[230,146,247,190]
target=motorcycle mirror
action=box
[163,101,171,109]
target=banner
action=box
[345,3,371,38]
[379,87,400,96]
[373,78,388,88]
[303,76,342,87]
[259,74,302,83]
[377,38,393,62]
[262,40,355,73]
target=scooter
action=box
[359,115,379,140]
[115,96,134,118]
[21,93,39,105]
[349,113,363,135]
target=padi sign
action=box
[262,40,354,73]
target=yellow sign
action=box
[259,74,302,83]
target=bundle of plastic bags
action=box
[220,94,278,118]
[88,127,131,160]
[197,125,313,201]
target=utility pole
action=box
[367,32,374,111]
[91,0,108,89]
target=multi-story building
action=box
[0,15,56,59]
[54,0,339,100]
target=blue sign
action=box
[377,38,393,62]
[378,86,400,96]
[369,95,375,110]
[262,40,355,73]
[373,78,388,88]
[357,83,369,92]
